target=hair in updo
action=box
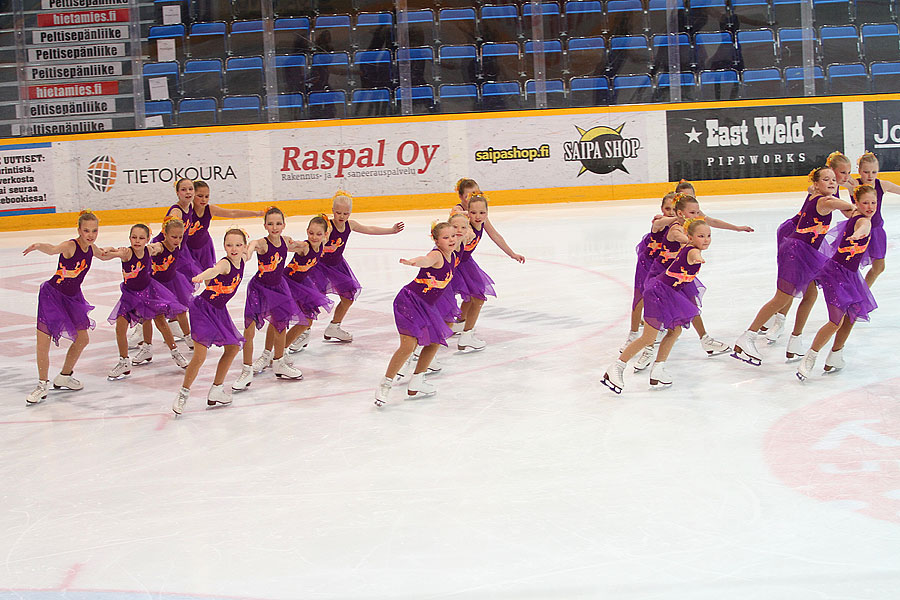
[193,179,209,192]
[661,191,677,208]
[854,184,876,203]
[467,193,489,210]
[163,216,184,233]
[225,228,247,244]
[77,209,98,228]
[174,177,194,191]
[826,150,851,168]
[808,166,832,182]
[264,205,285,222]
[130,223,151,237]
[308,215,328,233]
[431,221,452,239]
[685,218,709,236]
[673,193,698,213]
[456,178,479,196]
[675,180,695,194]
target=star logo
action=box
[809,121,825,137]
[685,127,702,144]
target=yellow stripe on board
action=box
[2,176,816,232]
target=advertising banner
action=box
[666,103,844,180]
[0,142,55,216]
[864,100,900,171]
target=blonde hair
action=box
[673,193,698,213]
[431,221,452,239]
[826,151,851,168]
[853,184,876,203]
[808,166,832,182]
[685,218,708,235]
[224,228,248,244]
[858,151,878,168]
[77,209,98,228]
[332,190,352,210]
[163,216,184,233]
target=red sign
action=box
[28,81,119,99]
[37,8,129,27]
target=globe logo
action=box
[86,155,117,192]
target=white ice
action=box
[1,193,899,600]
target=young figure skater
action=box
[455,194,526,351]
[733,167,855,366]
[283,216,334,354]
[603,219,712,393]
[24,211,114,405]
[106,224,189,380]
[317,190,404,342]
[187,180,264,271]
[375,221,458,406]
[763,151,856,348]
[232,207,305,391]
[141,216,195,350]
[452,178,481,213]
[797,186,878,380]
[173,228,249,414]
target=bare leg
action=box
[272,328,286,360]
[214,344,240,385]
[115,316,129,358]
[692,315,707,338]
[60,330,90,376]
[749,290,794,332]
[865,258,885,288]
[332,296,353,324]
[830,316,855,352]
[263,324,276,352]
[629,298,644,333]
[620,325,660,362]
[142,319,153,344]
[762,301,792,332]
[285,322,310,347]
[811,320,840,353]
[458,300,471,323]
[35,330,51,380]
[655,327,683,362]
[182,343,208,389]
[242,322,256,364]
[175,312,191,336]
[413,343,440,374]
[384,335,418,379]
[153,315,178,350]
[791,281,818,336]
[463,297,485,330]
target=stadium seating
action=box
[569,76,611,106]
[525,78,567,108]
[221,95,262,124]
[439,83,480,113]
[741,67,785,98]
[351,88,393,117]
[178,97,218,126]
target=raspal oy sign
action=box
[667,104,843,181]
[563,124,641,176]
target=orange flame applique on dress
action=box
[647,239,664,253]
[206,274,241,300]
[665,266,697,286]
[286,256,316,277]
[323,237,344,254]
[54,259,87,284]
[153,254,175,274]
[123,261,143,281]
[463,236,480,253]
[187,219,202,237]
[659,248,680,262]
[838,238,869,258]
[257,253,282,275]
[795,218,830,243]
[415,271,453,293]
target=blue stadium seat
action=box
[399,47,435,86]
[827,63,869,95]
[482,81,522,111]
[651,33,692,72]
[225,56,263,96]
[525,78,566,107]
[773,0,803,29]
[275,54,306,94]
[189,22,226,60]
[222,95,261,124]
[145,99,174,127]
[183,59,224,98]
[855,0,894,24]
[699,69,739,100]
[871,61,900,93]
[356,12,393,50]
[314,15,352,53]
[695,31,736,71]
[737,28,777,69]
[230,20,263,57]
[569,76,611,106]
[566,1,605,39]
[143,61,180,100]
[785,65,825,95]
[402,10,435,47]
[608,35,652,76]
[274,93,304,121]
[309,52,350,91]
[396,85,436,114]
[355,50,393,89]
[274,18,310,54]
[351,88,393,118]
[522,2,561,39]
[481,4,520,42]
[440,45,478,84]
[689,0,731,33]
[741,67,785,98]
[524,40,563,79]
[482,42,522,82]
[778,28,816,68]
[655,72,697,101]
[731,0,771,29]
[439,8,478,46]
[648,0,687,35]
[813,0,849,27]
[606,0,646,37]
[567,36,607,77]
[308,90,346,119]
[613,74,653,104]
[862,24,900,64]
[820,26,861,66]
[178,97,217,127]
[148,25,185,63]
[439,83,479,113]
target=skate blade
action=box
[207,400,233,407]
[25,397,46,406]
[288,345,308,353]
[131,358,152,366]
[730,349,761,366]
[649,380,672,388]
[785,353,803,363]
[323,336,352,343]
[405,390,436,400]
[456,345,485,353]
[231,383,251,392]
[374,398,387,407]
[107,373,131,380]
[795,372,808,381]
[633,362,651,372]
[424,368,442,377]
[275,373,303,380]
[705,348,732,357]
[52,385,81,391]
[601,375,622,395]
[823,365,842,374]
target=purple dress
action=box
[36,239,95,345]
[318,220,362,300]
[435,250,462,323]
[151,242,195,308]
[817,214,878,325]
[244,236,303,332]
[824,179,887,266]
[284,241,334,325]
[152,203,200,279]
[453,223,496,302]
[190,258,245,348]
[634,223,669,308]
[645,224,681,282]
[108,247,186,326]
[186,205,216,271]
[393,252,455,346]
[641,244,704,331]
[777,195,833,297]
[777,188,841,249]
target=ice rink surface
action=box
[1,192,898,600]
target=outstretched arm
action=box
[23,239,75,257]
[651,215,679,233]
[848,217,872,240]
[286,239,309,254]
[819,196,854,213]
[687,248,705,265]
[668,224,690,245]
[192,259,230,283]
[209,204,265,219]
[699,211,754,232]
[879,178,900,195]
[400,249,443,268]
[97,246,130,261]
[349,219,404,235]
[483,218,525,263]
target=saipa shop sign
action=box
[280,138,440,181]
